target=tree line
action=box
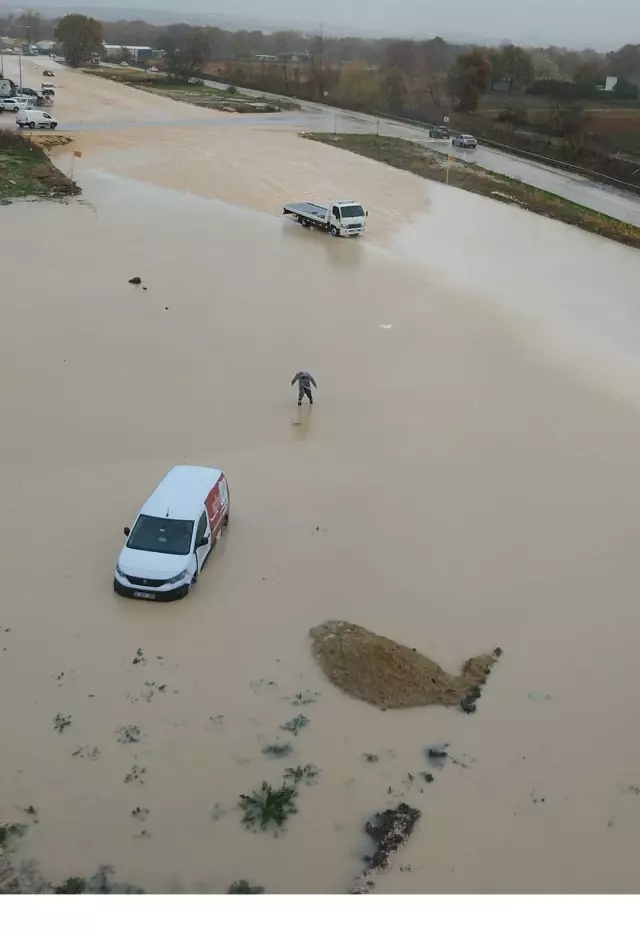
[2,10,639,114]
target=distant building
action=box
[102,44,153,63]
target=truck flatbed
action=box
[283,202,329,220]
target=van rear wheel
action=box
[29,121,35,129]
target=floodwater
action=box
[2,59,640,895]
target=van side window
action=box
[332,205,340,219]
[195,512,207,543]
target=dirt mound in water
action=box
[309,621,499,710]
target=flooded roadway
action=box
[2,59,640,894]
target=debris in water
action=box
[289,690,320,706]
[426,746,448,765]
[117,725,142,744]
[262,743,293,759]
[309,621,500,710]
[54,877,87,894]
[623,785,640,795]
[210,803,227,822]
[132,648,146,665]
[460,684,482,714]
[363,753,380,763]
[352,803,421,893]
[128,276,142,285]
[52,713,72,733]
[283,764,320,785]
[23,806,38,823]
[124,765,146,785]
[420,772,434,784]
[527,691,552,701]
[0,823,27,847]
[54,866,144,894]
[228,879,265,894]
[280,714,309,736]
[71,745,100,761]
[131,807,149,821]
[239,781,298,832]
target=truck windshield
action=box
[127,515,194,555]
[340,204,364,218]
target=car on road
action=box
[41,83,55,96]
[114,465,231,601]
[0,97,33,112]
[429,125,450,139]
[43,70,55,77]
[452,133,478,149]
[16,109,58,130]
[147,65,159,73]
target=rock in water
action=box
[365,804,421,871]
[309,620,500,710]
[351,803,421,893]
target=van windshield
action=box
[340,204,364,218]
[127,515,194,555]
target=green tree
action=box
[447,50,492,112]
[607,44,640,82]
[531,50,560,79]
[495,44,534,90]
[381,66,406,113]
[54,14,103,68]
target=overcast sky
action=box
[25,0,640,49]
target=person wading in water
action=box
[291,371,317,406]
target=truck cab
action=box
[328,201,367,236]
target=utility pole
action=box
[19,53,22,88]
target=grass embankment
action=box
[84,67,297,113]
[305,133,640,249]
[0,131,78,205]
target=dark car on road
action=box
[429,125,450,139]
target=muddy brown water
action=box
[2,60,640,894]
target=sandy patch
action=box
[309,621,499,710]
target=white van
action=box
[114,465,230,601]
[16,109,58,129]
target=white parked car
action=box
[114,465,231,601]
[452,134,478,149]
[16,109,58,129]
[41,82,55,96]
[1,97,33,113]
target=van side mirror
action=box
[196,535,209,549]
[124,526,130,537]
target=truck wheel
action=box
[330,226,339,237]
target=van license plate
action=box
[133,591,156,600]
